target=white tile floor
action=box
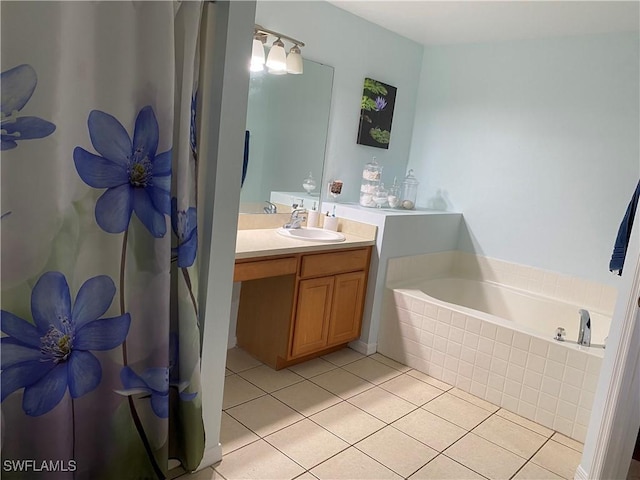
[186,347,586,480]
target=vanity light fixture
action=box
[252,24,305,75]
[250,32,267,72]
[286,45,303,75]
[265,38,287,73]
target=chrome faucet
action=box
[577,309,591,347]
[283,208,306,229]
[264,201,277,214]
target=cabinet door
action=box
[328,271,366,346]
[291,276,334,358]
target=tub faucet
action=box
[577,309,591,347]
[283,208,306,229]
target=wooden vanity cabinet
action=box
[235,246,371,369]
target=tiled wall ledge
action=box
[386,251,617,316]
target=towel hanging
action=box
[609,179,640,275]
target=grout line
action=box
[223,349,576,479]
[441,452,492,480]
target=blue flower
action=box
[374,96,387,112]
[1,272,131,416]
[171,198,197,268]
[1,64,56,151]
[115,334,197,418]
[118,366,170,418]
[73,107,172,238]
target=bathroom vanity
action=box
[234,222,375,369]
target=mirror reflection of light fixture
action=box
[252,24,305,76]
[286,45,303,74]
[266,38,287,73]
[250,33,267,72]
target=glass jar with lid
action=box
[387,177,401,208]
[302,171,317,194]
[359,157,383,207]
[400,169,419,209]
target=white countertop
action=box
[235,228,375,260]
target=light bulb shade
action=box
[265,39,287,72]
[267,67,287,75]
[250,38,265,72]
[286,46,303,74]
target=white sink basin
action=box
[276,227,346,242]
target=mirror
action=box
[239,59,334,213]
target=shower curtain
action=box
[1,1,205,478]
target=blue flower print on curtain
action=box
[169,333,197,402]
[0,272,131,416]
[118,366,170,418]
[1,64,56,151]
[116,354,197,419]
[171,198,197,268]
[73,106,172,238]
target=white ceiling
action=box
[327,1,640,46]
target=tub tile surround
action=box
[380,251,615,442]
[198,347,586,480]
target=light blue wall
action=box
[408,33,640,285]
[255,1,423,204]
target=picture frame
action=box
[357,77,397,149]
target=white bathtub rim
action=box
[391,285,605,358]
[389,275,612,318]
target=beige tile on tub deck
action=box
[472,414,548,459]
[220,412,259,455]
[310,401,385,444]
[444,433,526,480]
[531,440,583,479]
[422,392,493,430]
[226,395,303,437]
[272,379,342,417]
[512,462,563,480]
[309,367,375,399]
[238,365,304,393]
[214,439,304,480]
[265,419,348,470]
[343,357,404,384]
[356,426,438,478]
[348,386,416,423]
[311,447,402,480]
[222,375,265,410]
[226,347,262,373]
[380,373,446,406]
[408,455,485,479]
[321,347,365,366]
[392,408,466,452]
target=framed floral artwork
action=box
[357,77,397,149]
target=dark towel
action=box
[609,179,640,275]
[241,130,250,187]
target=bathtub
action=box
[379,251,617,442]
[415,277,610,347]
